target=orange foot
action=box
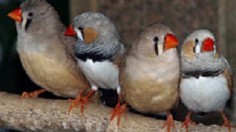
[68,89,95,115]
[181,112,196,132]
[110,95,126,127]
[21,89,46,99]
[163,112,175,132]
[221,111,232,132]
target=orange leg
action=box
[163,112,175,132]
[220,111,232,132]
[181,111,196,132]
[110,95,127,127]
[21,89,46,99]
[68,89,95,115]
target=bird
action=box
[119,23,180,132]
[64,12,126,122]
[7,0,90,98]
[180,29,233,132]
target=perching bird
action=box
[7,0,90,98]
[64,12,126,121]
[120,23,180,132]
[180,29,233,132]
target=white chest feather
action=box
[180,75,230,112]
[78,59,119,90]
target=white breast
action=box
[180,75,230,112]
[78,59,119,90]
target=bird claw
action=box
[21,89,46,99]
[67,90,95,115]
[110,102,127,127]
[222,121,232,132]
[181,117,195,132]
[181,112,195,132]
[68,97,89,115]
[163,113,175,132]
[221,112,232,132]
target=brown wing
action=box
[222,57,234,95]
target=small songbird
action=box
[180,29,233,132]
[120,23,180,132]
[64,12,126,121]
[7,0,90,98]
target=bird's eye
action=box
[78,26,83,31]
[153,36,159,43]
[195,38,199,44]
[28,12,33,17]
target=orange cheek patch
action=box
[83,27,98,44]
[182,41,195,59]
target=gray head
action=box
[182,29,216,54]
[9,0,63,35]
[67,12,123,62]
[72,12,120,44]
[130,23,179,58]
[181,29,225,75]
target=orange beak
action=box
[64,24,76,36]
[7,7,22,22]
[164,33,179,50]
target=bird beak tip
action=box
[165,34,178,50]
[7,7,22,22]
[64,25,76,36]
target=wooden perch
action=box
[0,91,233,132]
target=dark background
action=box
[0,0,236,131]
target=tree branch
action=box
[0,91,233,132]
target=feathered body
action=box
[13,0,89,97]
[180,30,233,112]
[180,29,233,131]
[120,23,180,131]
[72,12,125,91]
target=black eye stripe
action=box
[153,36,159,55]
[25,18,31,30]
[193,46,196,53]
[78,26,84,39]
[193,38,199,53]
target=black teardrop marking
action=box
[78,26,84,39]
[25,18,32,30]
[153,36,159,55]
[193,38,199,53]
[154,42,158,55]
